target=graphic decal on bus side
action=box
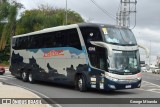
[12,47,87,76]
[43,50,64,58]
[11,51,68,81]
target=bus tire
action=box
[76,75,87,92]
[21,71,28,82]
[28,72,35,84]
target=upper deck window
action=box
[102,27,137,46]
[12,28,82,50]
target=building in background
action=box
[156,56,160,68]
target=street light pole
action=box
[149,40,151,65]
[65,0,68,25]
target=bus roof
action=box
[13,24,78,38]
[13,23,128,38]
[78,23,127,29]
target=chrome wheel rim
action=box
[22,72,26,80]
[29,74,32,82]
[78,78,82,89]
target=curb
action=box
[1,81,61,107]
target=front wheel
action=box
[28,72,35,84]
[76,75,87,92]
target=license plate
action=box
[125,85,131,88]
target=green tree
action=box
[15,5,84,35]
[0,0,9,21]
[0,0,22,51]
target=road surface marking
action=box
[7,82,62,107]
[139,80,160,94]
[0,75,15,79]
[0,78,8,80]
[146,89,160,94]
[147,85,158,88]
[2,75,14,77]
[143,81,160,88]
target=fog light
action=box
[108,84,116,89]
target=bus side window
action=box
[13,38,19,50]
[20,37,28,49]
[15,37,28,50]
[29,36,38,49]
[12,38,16,49]
[28,34,48,49]
[55,32,63,47]
[67,29,82,50]
[52,29,82,50]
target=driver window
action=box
[80,27,107,71]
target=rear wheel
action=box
[28,72,35,84]
[75,75,87,92]
[21,71,28,82]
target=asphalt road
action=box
[1,70,160,107]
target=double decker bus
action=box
[10,23,147,92]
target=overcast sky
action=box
[15,0,160,65]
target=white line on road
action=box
[2,75,14,77]
[0,75,15,79]
[0,78,8,80]
[146,89,160,94]
[7,82,62,107]
[138,80,160,94]
[143,81,160,88]
[147,85,159,88]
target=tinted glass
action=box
[12,28,82,50]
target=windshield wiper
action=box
[118,44,137,46]
[127,44,137,46]
[109,42,119,45]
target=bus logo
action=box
[44,50,64,58]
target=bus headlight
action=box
[137,77,142,81]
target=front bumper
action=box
[89,77,141,91]
[105,78,141,90]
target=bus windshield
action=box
[102,27,137,45]
[108,50,140,74]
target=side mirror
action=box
[138,44,149,58]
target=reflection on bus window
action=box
[104,28,120,43]
[102,27,137,45]
[108,51,140,73]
